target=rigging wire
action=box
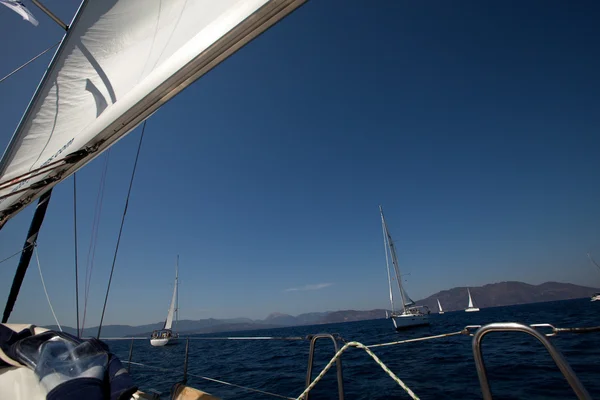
[124,361,294,400]
[0,243,34,265]
[0,41,60,84]
[81,151,111,332]
[97,121,147,338]
[73,173,80,337]
[34,246,61,331]
[587,253,600,271]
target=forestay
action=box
[0,0,305,228]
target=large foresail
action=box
[0,0,306,229]
[467,288,474,308]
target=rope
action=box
[124,361,294,400]
[554,326,600,334]
[367,330,466,348]
[186,336,306,341]
[97,121,146,338]
[0,41,60,84]
[295,341,419,400]
[34,246,61,331]
[73,173,80,337]
[0,243,34,265]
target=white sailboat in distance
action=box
[465,288,480,312]
[151,256,180,346]
[437,298,445,315]
[587,253,600,301]
[380,206,430,330]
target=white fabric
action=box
[0,0,38,26]
[0,0,303,224]
[164,268,178,330]
[0,367,47,400]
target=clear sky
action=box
[0,0,599,328]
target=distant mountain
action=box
[417,281,599,312]
[319,309,387,324]
[45,281,598,337]
[264,311,328,326]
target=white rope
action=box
[35,246,62,331]
[295,341,419,400]
[367,330,466,348]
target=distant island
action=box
[47,281,598,337]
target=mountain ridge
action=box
[46,281,598,337]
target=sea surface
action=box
[108,298,600,399]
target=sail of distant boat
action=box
[465,288,480,312]
[164,257,179,331]
[0,0,306,230]
[437,298,444,314]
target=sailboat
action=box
[465,288,480,312]
[380,206,430,330]
[437,298,445,314]
[0,0,306,398]
[587,253,600,302]
[151,256,180,347]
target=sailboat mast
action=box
[380,206,407,312]
[2,190,52,323]
[380,206,395,313]
[175,255,179,333]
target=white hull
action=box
[392,313,430,330]
[465,307,480,312]
[591,294,600,302]
[150,337,179,347]
[438,311,445,315]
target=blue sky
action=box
[0,0,599,327]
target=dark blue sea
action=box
[107,298,600,399]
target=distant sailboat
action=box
[380,206,430,330]
[465,288,480,312]
[151,256,180,346]
[586,253,600,302]
[437,299,445,314]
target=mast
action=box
[380,206,407,313]
[175,255,179,333]
[380,206,395,313]
[2,190,52,323]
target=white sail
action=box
[164,258,179,330]
[437,298,443,312]
[401,287,415,307]
[467,288,474,308]
[0,0,305,228]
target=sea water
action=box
[108,298,600,399]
